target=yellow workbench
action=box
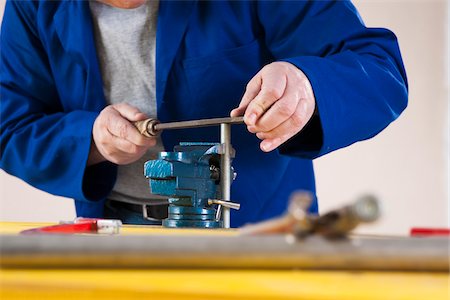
[0,222,448,300]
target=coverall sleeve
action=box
[0,1,115,202]
[256,1,408,158]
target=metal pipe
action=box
[215,203,223,222]
[156,116,244,131]
[135,116,244,137]
[220,123,232,228]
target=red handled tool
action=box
[20,218,122,235]
[410,228,450,237]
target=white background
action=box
[0,0,448,235]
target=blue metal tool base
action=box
[162,219,223,228]
[164,205,221,227]
[144,143,226,229]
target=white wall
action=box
[0,0,75,222]
[0,0,448,234]
[315,0,449,235]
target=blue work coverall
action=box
[0,1,408,227]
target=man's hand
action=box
[88,103,157,166]
[230,62,316,152]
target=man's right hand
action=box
[88,103,157,166]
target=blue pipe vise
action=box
[144,142,238,228]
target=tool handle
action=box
[134,118,160,137]
[134,116,245,137]
[208,199,240,210]
[20,222,97,234]
[410,228,450,237]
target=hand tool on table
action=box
[410,228,450,237]
[240,191,380,238]
[134,116,245,229]
[134,116,244,137]
[20,218,122,235]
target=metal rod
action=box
[220,123,232,228]
[134,116,244,137]
[155,116,244,131]
[215,203,223,221]
[208,199,241,210]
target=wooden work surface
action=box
[0,222,449,300]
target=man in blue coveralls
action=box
[0,0,408,227]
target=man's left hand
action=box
[230,62,316,152]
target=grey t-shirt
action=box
[89,0,166,204]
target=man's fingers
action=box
[107,111,155,147]
[243,71,287,125]
[112,103,148,122]
[96,125,156,165]
[92,103,158,165]
[110,135,150,156]
[230,74,262,117]
[232,62,316,153]
[252,82,300,132]
[257,100,308,141]
[101,136,147,165]
[256,100,309,152]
